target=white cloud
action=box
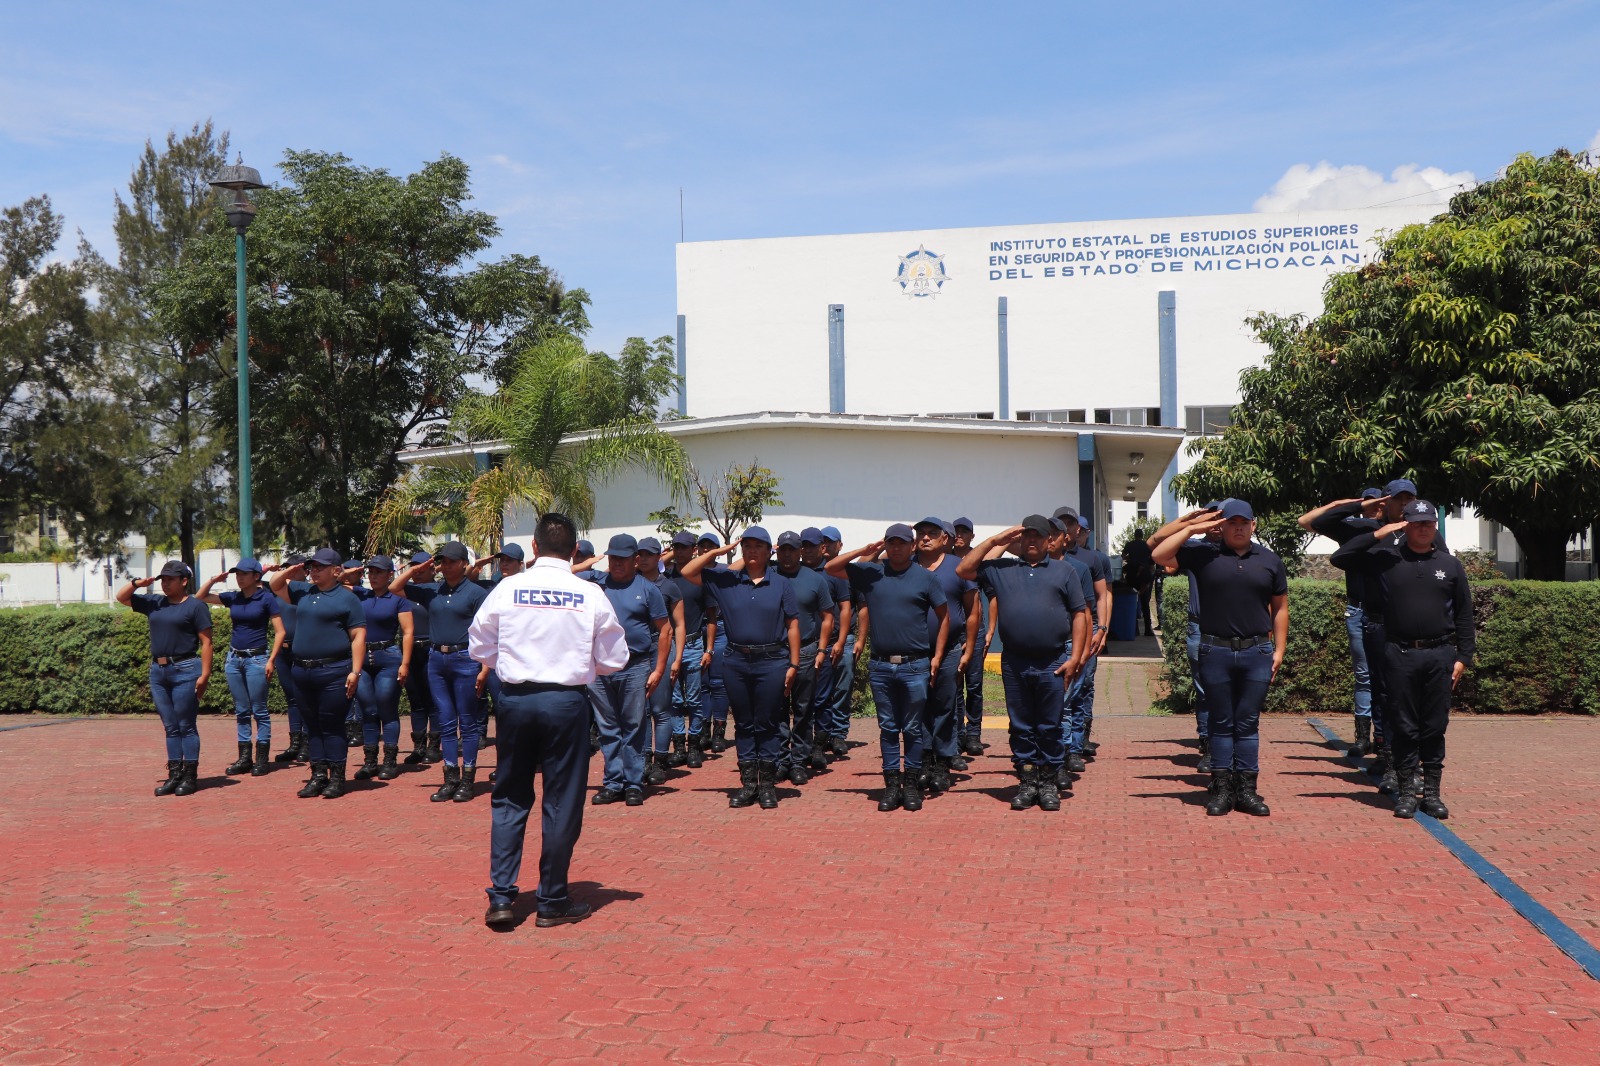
[1253,161,1475,212]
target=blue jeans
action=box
[671,636,705,737]
[275,647,301,733]
[291,659,353,768]
[1195,640,1274,773]
[150,658,203,761]
[1345,605,1372,717]
[1001,650,1067,769]
[587,657,650,789]
[487,681,590,910]
[428,647,482,767]
[649,641,675,755]
[224,650,272,744]
[406,642,437,734]
[1067,649,1100,754]
[721,647,787,762]
[923,646,961,759]
[867,658,928,773]
[960,636,986,735]
[822,635,857,739]
[704,632,729,724]
[357,645,403,747]
[1185,620,1206,739]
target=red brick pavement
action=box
[2,713,1598,1065]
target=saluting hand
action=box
[1187,515,1226,536]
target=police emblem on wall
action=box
[895,245,948,298]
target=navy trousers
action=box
[487,681,590,910]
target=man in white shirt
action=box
[470,513,629,929]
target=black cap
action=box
[671,530,697,547]
[636,536,662,555]
[157,560,192,580]
[309,547,344,567]
[435,541,470,563]
[575,539,595,557]
[1020,515,1052,536]
[1402,500,1437,523]
[776,530,802,548]
[1052,506,1079,523]
[409,550,433,566]
[606,534,638,558]
[884,523,915,542]
[953,517,974,532]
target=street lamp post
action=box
[208,157,268,558]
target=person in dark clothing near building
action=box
[264,555,309,765]
[634,536,686,786]
[1332,499,1473,819]
[349,555,414,783]
[1300,489,1384,758]
[1121,530,1156,637]
[119,561,214,797]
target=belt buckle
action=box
[889,654,905,665]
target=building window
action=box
[1137,502,1149,519]
[929,411,995,420]
[1094,407,1162,426]
[1184,405,1234,436]
[1017,409,1086,423]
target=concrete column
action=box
[997,296,1010,419]
[828,304,845,413]
[1158,290,1178,521]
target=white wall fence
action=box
[0,548,273,607]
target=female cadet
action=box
[119,560,214,797]
[351,554,414,782]
[269,549,367,799]
[634,536,686,786]
[265,556,309,765]
[1152,500,1288,818]
[392,541,489,803]
[400,550,440,766]
[198,558,286,778]
[679,527,800,810]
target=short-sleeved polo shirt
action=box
[405,579,486,646]
[1173,541,1288,639]
[701,568,798,647]
[218,589,280,651]
[354,588,413,644]
[288,583,367,660]
[777,565,835,645]
[922,555,977,644]
[846,561,946,658]
[977,558,1086,656]
[599,573,669,655]
[132,594,213,659]
[1055,552,1097,627]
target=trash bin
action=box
[1109,584,1139,641]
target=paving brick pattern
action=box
[2,712,1598,1064]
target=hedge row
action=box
[1157,577,1600,716]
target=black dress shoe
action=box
[591,787,624,805]
[535,900,592,927]
[484,903,515,928]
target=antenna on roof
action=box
[679,187,685,243]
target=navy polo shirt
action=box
[668,573,712,640]
[600,573,669,655]
[287,583,367,660]
[218,589,281,651]
[354,588,413,644]
[977,558,1086,657]
[814,565,851,628]
[777,565,835,645]
[1174,540,1288,639]
[132,594,213,660]
[644,573,683,645]
[702,568,798,647]
[922,555,976,644]
[846,561,946,658]
[406,579,486,646]
[1055,552,1098,627]
[402,581,435,641]
[1309,503,1379,606]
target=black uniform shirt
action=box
[1173,541,1288,639]
[132,594,213,659]
[1309,502,1380,606]
[847,561,946,658]
[777,564,835,645]
[976,557,1086,656]
[813,564,851,639]
[1330,532,1475,660]
[702,568,798,647]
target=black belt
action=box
[871,653,928,665]
[728,641,786,659]
[1363,613,1385,625]
[368,639,398,650]
[1391,636,1454,650]
[413,638,431,646]
[433,643,468,654]
[502,679,585,695]
[230,645,268,657]
[152,654,197,666]
[627,650,654,667]
[1200,633,1270,650]
[293,656,348,669]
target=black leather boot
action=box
[1037,767,1062,812]
[1010,765,1039,811]
[431,764,460,803]
[928,755,951,794]
[900,767,924,811]
[1066,751,1087,774]
[251,741,271,776]
[1054,764,1075,793]
[961,732,983,756]
[154,760,182,796]
[403,731,429,765]
[685,731,704,768]
[756,761,779,809]
[378,744,400,781]
[297,762,329,798]
[453,766,477,802]
[1394,771,1422,818]
[320,763,346,799]
[173,761,200,796]
[425,734,443,764]
[1419,766,1448,818]
[729,761,759,808]
[353,744,381,780]
[1205,770,1234,816]
[877,771,902,812]
[294,732,311,763]
[275,732,301,763]
[645,752,667,786]
[1376,747,1398,794]
[1196,736,1213,773]
[1233,771,1270,816]
[1349,716,1373,758]
[345,719,362,748]
[669,734,688,768]
[226,742,253,775]
[710,720,729,754]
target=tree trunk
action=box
[1510,524,1572,582]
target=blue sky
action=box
[3,2,1598,356]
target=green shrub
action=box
[1158,576,1600,716]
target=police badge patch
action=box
[896,245,948,298]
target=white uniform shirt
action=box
[468,556,629,685]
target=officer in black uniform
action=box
[664,530,717,769]
[772,530,834,786]
[1300,489,1384,759]
[1332,499,1473,818]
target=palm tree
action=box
[366,336,688,553]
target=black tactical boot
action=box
[1233,771,1270,816]
[320,763,346,799]
[685,731,704,768]
[353,744,381,780]
[756,761,779,809]
[900,768,924,811]
[345,719,362,748]
[378,744,401,781]
[226,741,253,775]
[252,742,271,776]
[788,761,810,786]
[928,755,952,794]
[1349,716,1373,758]
[729,761,759,808]
[424,733,443,764]
[644,753,667,787]
[403,731,429,765]
[1377,747,1399,795]
[431,764,460,803]
[669,734,688,769]
[154,760,182,796]
[173,761,200,796]
[1393,772,1422,818]
[1419,765,1448,819]
[1066,751,1087,774]
[1054,764,1074,793]
[1197,736,1213,773]
[297,762,329,798]
[294,732,311,763]
[949,753,968,771]
[275,732,301,763]
[1010,764,1040,811]
[1205,770,1234,817]
[710,720,729,754]
[877,772,902,812]
[1037,767,1062,812]
[453,766,477,802]
[961,732,983,756]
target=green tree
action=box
[1175,148,1600,580]
[365,335,687,553]
[156,150,587,554]
[691,461,784,547]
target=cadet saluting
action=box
[1151,500,1287,819]
[1332,499,1473,819]
[471,513,629,930]
[197,558,285,779]
[119,560,214,797]
[350,555,414,784]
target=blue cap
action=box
[365,554,395,572]
[884,523,915,542]
[914,516,944,530]
[606,533,638,558]
[497,542,525,561]
[799,526,825,545]
[410,550,433,566]
[697,532,722,547]
[939,520,955,538]
[158,560,192,579]
[636,536,662,554]
[310,547,344,567]
[820,525,842,542]
[1077,515,1091,529]
[1385,478,1418,497]
[229,557,263,575]
[1048,516,1068,533]
[436,541,470,563]
[343,559,363,570]
[1204,500,1223,511]
[575,539,595,557]
[1403,499,1437,523]
[671,530,697,547]
[739,525,772,545]
[1360,487,1384,500]
[776,530,802,548]
[953,517,974,532]
[1220,500,1255,521]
